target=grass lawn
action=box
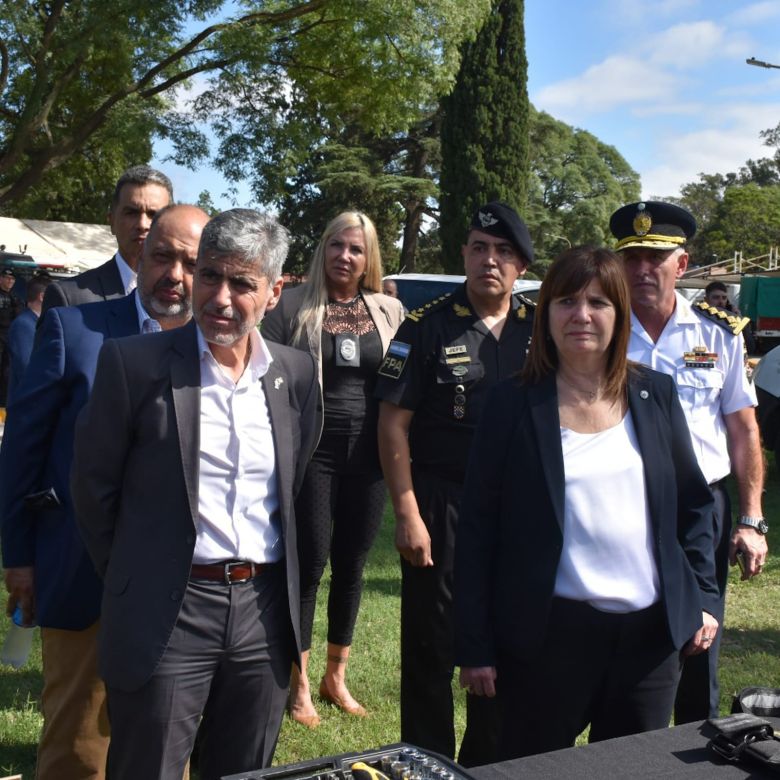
[2,462,780,777]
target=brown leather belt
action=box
[190,560,270,585]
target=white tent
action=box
[0,217,115,270]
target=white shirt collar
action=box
[114,251,137,294]
[196,326,273,384]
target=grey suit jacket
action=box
[71,320,321,691]
[42,255,126,314]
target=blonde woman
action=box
[263,212,404,726]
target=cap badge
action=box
[478,210,499,228]
[633,203,652,237]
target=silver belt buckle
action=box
[223,561,254,585]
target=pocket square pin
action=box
[274,377,284,389]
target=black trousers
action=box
[106,565,294,780]
[496,598,682,761]
[295,430,387,649]
[400,469,500,768]
[674,479,731,723]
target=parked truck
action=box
[740,274,780,352]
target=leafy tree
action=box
[439,0,529,273]
[7,98,160,222]
[524,108,640,275]
[0,0,491,215]
[196,190,220,217]
[698,184,780,262]
[276,140,407,275]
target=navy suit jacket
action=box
[41,256,126,315]
[454,365,720,668]
[72,321,321,691]
[6,307,38,405]
[0,293,139,629]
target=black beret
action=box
[469,201,534,265]
[609,201,696,250]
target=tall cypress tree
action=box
[439,0,529,272]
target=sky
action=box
[152,0,780,208]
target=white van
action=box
[384,273,541,311]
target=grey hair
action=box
[112,165,174,208]
[198,209,289,281]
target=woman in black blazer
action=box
[454,246,720,759]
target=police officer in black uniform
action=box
[376,202,535,766]
[0,268,23,405]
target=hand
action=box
[4,567,35,626]
[730,525,768,580]
[459,666,497,697]
[683,611,719,657]
[395,514,433,567]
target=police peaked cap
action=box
[469,201,535,265]
[610,201,696,251]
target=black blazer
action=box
[41,255,126,314]
[72,321,321,691]
[454,365,719,668]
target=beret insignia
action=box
[478,210,499,228]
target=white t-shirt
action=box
[554,410,660,613]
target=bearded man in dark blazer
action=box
[72,209,322,780]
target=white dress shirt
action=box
[628,292,756,484]
[194,327,281,564]
[115,251,137,294]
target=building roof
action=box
[0,217,115,270]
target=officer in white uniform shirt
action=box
[610,200,768,724]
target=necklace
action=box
[558,372,602,401]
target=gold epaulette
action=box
[693,301,750,336]
[405,292,455,323]
[513,293,537,322]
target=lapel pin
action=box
[640,390,649,399]
[274,377,284,390]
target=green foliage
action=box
[439,0,530,273]
[276,140,408,276]
[7,98,161,222]
[525,108,640,275]
[0,0,491,217]
[195,190,220,217]
[698,184,780,261]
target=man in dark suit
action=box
[41,165,173,313]
[6,273,51,404]
[72,209,321,780]
[0,204,209,779]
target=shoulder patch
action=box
[692,301,750,336]
[405,292,455,323]
[378,340,411,379]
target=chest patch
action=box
[683,346,718,369]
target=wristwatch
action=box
[738,516,769,535]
